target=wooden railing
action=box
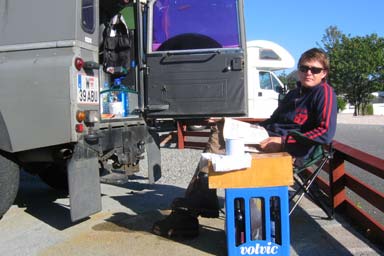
[174,119,384,246]
[331,141,384,245]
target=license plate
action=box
[77,74,99,105]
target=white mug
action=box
[225,138,245,156]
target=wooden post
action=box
[331,152,347,211]
[176,121,185,149]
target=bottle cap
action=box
[114,78,121,85]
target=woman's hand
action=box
[258,137,283,153]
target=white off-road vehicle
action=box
[0,0,247,221]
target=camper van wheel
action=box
[38,163,68,192]
[0,155,20,218]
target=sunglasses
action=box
[299,65,325,74]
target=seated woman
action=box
[152,48,338,238]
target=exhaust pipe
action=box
[58,148,73,160]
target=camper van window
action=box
[82,0,95,34]
[272,75,282,91]
[260,72,273,90]
[260,49,281,61]
[152,0,240,51]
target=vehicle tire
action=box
[0,155,20,218]
[38,163,68,192]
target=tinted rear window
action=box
[152,0,240,51]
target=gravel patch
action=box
[155,148,202,188]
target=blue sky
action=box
[244,0,384,73]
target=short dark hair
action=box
[298,48,329,71]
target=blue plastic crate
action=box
[225,186,290,256]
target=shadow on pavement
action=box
[12,171,381,255]
[13,171,85,230]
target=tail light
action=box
[76,111,86,122]
[74,57,84,71]
[75,110,100,143]
[75,124,84,133]
[76,110,99,125]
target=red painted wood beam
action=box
[333,141,384,179]
[345,173,384,213]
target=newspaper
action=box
[223,118,269,145]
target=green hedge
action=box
[337,97,347,112]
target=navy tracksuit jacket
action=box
[260,81,337,160]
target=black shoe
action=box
[171,196,219,218]
[152,209,199,239]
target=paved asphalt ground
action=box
[335,114,384,159]
[0,114,383,256]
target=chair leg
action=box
[289,188,306,215]
[305,187,333,219]
[289,159,333,219]
[289,176,307,215]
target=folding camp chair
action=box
[287,131,334,219]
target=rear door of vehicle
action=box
[145,0,247,118]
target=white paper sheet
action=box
[223,118,269,145]
[202,153,252,172]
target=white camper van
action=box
[246,40,295,118]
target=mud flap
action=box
[146,129,161,184]
[67,143,101,222]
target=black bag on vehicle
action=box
[102,13,133,75]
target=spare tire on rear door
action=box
[0,154,20,219]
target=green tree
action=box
[325,32,384,115]
[278,71,297,91]
[319,25,343,52]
